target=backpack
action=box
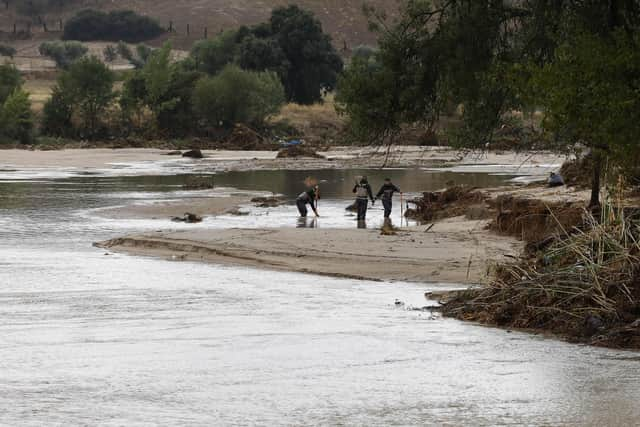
[356,184,369,198]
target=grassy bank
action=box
[440,192,640,349]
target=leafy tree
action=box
[121,43,199,134]
[42,56,115,137]
[339,0,640,206]
[0,63,22,105]
[193,65,285,127]
[63,9,164,43]
[41,86,74,137]
[39,41,88,69]
[0,89,33,143]
[264,5,343,104]
[191,31,239,75]
[531,30,640,207]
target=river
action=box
[1,161,639,426]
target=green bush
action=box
[0,89,34,144]
[0,63,22,105]
[63,9,164,43]
[193,65,285,127]
[39,41,88,69]
[191,31,239,75]
[42,56,115,138]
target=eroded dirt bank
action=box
[96,218,521,284]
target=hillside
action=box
[0,0,396,50]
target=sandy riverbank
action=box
[0,146,567,176]
[96,217,522,284]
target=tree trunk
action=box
[589,151,603,208]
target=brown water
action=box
[1,168,639,426]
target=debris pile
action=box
[443,205,640,349]
[276,145,322,158]
[489,195,585,242]
[251,196,286,207]
[405,185,487,221]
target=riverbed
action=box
[1,154,639,426]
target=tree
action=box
[42,56,115,137]
[531,31,640,207]
[338,0,640,206]
[193,65,285,128]
[0,63,22,105]
[39,41,88,69]
[191,31,239,75]
[63,9,164,43]
[266,5,342,104]
[121,43,199,134]
[0,89,34,143]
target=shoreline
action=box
[95,218,522,285]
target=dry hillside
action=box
[0,0,396,50]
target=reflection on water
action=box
[1,168,639,425]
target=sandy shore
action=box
[0,146,567,176]
[96,217,521,284]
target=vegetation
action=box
[42,56,114,137]
[443,198,640,348]
[337,0,640,207]
[0,64,33,143]
[193,65,285,128]
[39,41,88,69]
[63,9,164,43]
[0,44,16,58]
[192,5,343,105]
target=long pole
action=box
[400,193,404,227]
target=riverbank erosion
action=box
[95,219,521,284]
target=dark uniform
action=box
[376,181,401,218]
[296,188,318,217]
[352,179,374,221]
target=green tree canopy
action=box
[0,63,22,105]
[193,64,285,128]
[42,56,115,137]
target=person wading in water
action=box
[375,178,402,219]
[352,176,375,221]
[296,185,320,217]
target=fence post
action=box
[59,19,63,31]
[169,21,173,32]
[187,23,190,35]
[13,22,16,34]
[204,27,207,39]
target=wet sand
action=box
[0,146,566,174]
[96,217,521,284]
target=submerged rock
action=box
[182,149,204,159]
[171,212,203,223]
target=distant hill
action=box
[0,0,396,50]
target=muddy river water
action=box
[1,162,639,426]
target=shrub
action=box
[191,31,239,75]
[0,89,34,143]
[0,63,22,105]
[42,56,115,138]
[0,44,17,58]
[193,65,285,127]
[63,9,164,43]
[39,41,88,69]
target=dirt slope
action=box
[0,0,396,49]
